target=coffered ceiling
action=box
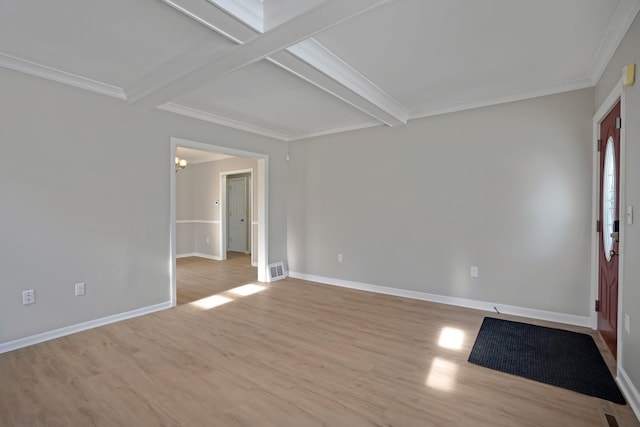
[1,0,637,141]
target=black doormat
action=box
[468,317,626,404]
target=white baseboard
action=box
[177,252,197,259]
[618,367,640,419]
[194,253,222,261]
[0,301,172,354]
[288,272,591,327]
[177,252,222,261]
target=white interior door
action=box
[228,177,247,253]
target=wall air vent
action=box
[268,262,286,281]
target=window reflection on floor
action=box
[438,327,465,350]
[426,357,458,392]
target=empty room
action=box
[1,1,640,426]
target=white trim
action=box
[586,0,640,84]
[289,272,591,327]
[410,79,594,121]
[160,0,404,127]
[129,0,392,108]
[170,140,177,306]
[160,0,256,44]
[289,121,381,141]
[159,103,289,141]
[161,100,384,142]
[170,138,268,287]
[177,252,223,260]
[207,0,263,32]
[0,302,171,354]
[176,220,221,224]
[0,52,126,100]
[287,39,408,126]
[618,367,640,419]
[177,252,196,258]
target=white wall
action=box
[288,88,594,317]
[176,157,259,261]
[596,12,640,407]
[0,67,288,345]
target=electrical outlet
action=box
[625,314,631,335]
[338,253,343,263]
[470,266,479,278]
[22,289,35,305]
[75,282,86,296]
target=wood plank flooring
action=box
[0,255,638,426]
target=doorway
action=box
[592,80,627,368]
[220,169,254,261]
[170,137,268,307]
[597,101,621,358]
[227,175,249,253]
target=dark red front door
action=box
[598,101,621,358]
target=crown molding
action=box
[286,39,408,126]
[159,102,289,141]
[207,0,263,32]
[587,0,640,84]
[0,52,126,100]
[289,121,381,142]
[160,0,256,44]
[409,78,594,121]
[127,0,392,108]
[160,0,407,126]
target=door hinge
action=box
[596,220,602,233]
[597,139,602,151]
[595,299,600,312]
[615,117,622,129]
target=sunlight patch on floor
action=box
[426,357,458,391]
[438,327,465,350]
[227,284,266,296]
[190,295,233,309]
[189,283,269,310]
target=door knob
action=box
[610,249,618,257]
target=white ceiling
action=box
[1,0,637,141]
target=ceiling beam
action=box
[126,0,407,125]
[154,0,407,125]
[283,39,407,125]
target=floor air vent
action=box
[268,262,286,281]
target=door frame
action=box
[170,137,269,308]
[591,77,627,368]
[220,169,253,260]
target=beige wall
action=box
[0,67,288,344]
[288,88,594,316]
[596,12,640,401]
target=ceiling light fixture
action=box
[175,156,188,172]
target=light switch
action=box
[627,206,633,225]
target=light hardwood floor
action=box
[1,255,638,426]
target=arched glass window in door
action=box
[602,137,616,262]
